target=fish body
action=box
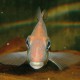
[26,8,50,69]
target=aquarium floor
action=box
[0,62,80,80]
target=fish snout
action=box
[30,62,44,69]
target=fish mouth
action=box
[30,62,44,69]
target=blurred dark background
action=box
[0,0,80,22]
[0,0,80,51]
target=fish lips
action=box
[30,62,44,69]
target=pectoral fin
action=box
[0,51,27,66]
[49,52,80,70]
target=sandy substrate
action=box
[0,61,80,80]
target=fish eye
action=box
[26,37,30,48]
[46,40,51,50]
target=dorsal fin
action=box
[37,7,45,21]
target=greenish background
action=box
[0,0,80,51]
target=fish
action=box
[0,8,80,70]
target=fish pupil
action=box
[26,38,30,48]
[46,40,51,50]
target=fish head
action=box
[26,36,51,69]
